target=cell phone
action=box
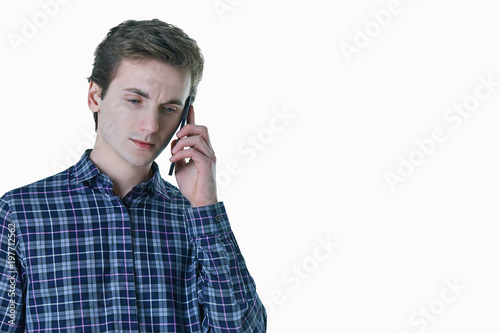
[169,96,192,176]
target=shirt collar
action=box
[73,149,167,196]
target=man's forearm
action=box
[185,203,267,332]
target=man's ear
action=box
[88,81,102,113]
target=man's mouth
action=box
[131,139,155,150]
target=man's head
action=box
[88,19,204,130]
[86,19,204,171]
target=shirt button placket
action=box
[112,196,139,332]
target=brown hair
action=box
[87,19,204,130]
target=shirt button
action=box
[215,215,221,222]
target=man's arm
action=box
[171,107,267,330]
[0,197,25,332]
[185,203,267,332]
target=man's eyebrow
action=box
[123,88,184,106]
[124,88,150,99]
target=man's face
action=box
[90,59,191,169]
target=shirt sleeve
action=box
[0,198,25,332]
[184,202,267,332]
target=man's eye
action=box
[127,99,141,104]
[163,107,176,113]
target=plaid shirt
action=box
[0,150,266,332]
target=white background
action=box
[1,0,499,331]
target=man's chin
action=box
[123,150,158,168]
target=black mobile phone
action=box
[169,96,192,176]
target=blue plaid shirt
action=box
[0,150,266,332]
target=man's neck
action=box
[89,144,152,199]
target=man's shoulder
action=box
[156,176,187,202]
[1,166,73,205]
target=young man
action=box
[0,19,267,332]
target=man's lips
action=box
[131,139,155,150]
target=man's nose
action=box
[139,108,160,133]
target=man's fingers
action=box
[186,105,195,125]
[169,148,215,173]
[176,124,212,148]
[172,135,214,157]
